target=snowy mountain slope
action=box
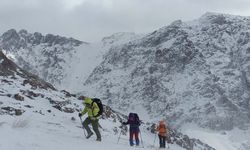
[63,32,144,92]
[82,12,250,132]
[0,29,85,88]
[0,29,143,92]
[102,32,144,47]
[0,50,215,150]
[0,48,55,90]
[0,114,183,150]
[182,124,250,150]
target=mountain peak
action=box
[18,29,28,35]
[198,12,229,25]
[0,29,85,50]
[4,29,18,35]
[198,12,250,25]
[1,29,20,41]
[102,32,141,46]
[201,12,223,17]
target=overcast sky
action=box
[1,0,250,42]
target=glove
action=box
[78,113,82,117]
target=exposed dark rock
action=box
[0,50,18,76]
[49,99,72,112]
[1,79,13,85]
[15,109,23,116]
[61,90,76,97]
[0,50,56,90]
[22,78,55,90]
[24,105,33,108]
[33,110,45,115]
[20,90,44,99]
[14,94,24,101]
[49,99,70,106]
[71,117,76,121]
[63,107,74,113]
[53,105,62,111]
[1,106,25,116]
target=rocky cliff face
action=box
[0,50,55,90]
[83,12,250,131]
[0,29,142,91]
[0,29,85,86]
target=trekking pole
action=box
[79,116,86,137]
[166,136,170,149]
[139,130,144,148]
[117,129,122,144]
[153,133,157,146]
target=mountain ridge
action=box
[82,12,250,132]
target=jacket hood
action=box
[84,97,92,104]
[159,120,166,126]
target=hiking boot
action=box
[96,138,101,142]
[86,132,93,139]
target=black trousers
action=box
[158,135,166,148]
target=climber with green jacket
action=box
[79,97,101,141]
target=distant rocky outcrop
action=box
[0,50,55,90]
[0,29,87,86]
[1,29,83,50]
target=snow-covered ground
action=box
[0,97,183,150]
[1,82,248,150]
[182,124,250,150]
[0,70,183,150]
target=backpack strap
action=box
[91,101,94,108]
